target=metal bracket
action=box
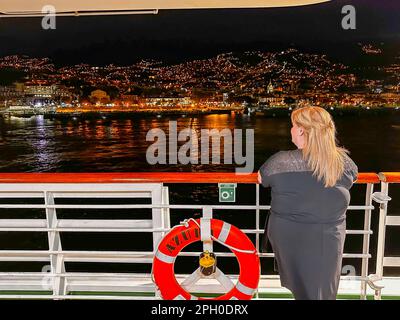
[371,192,392,204]
[372,192,392,210]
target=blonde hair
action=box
[291,106,349,188]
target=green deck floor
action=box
[1,291,400,300]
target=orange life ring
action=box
[152,218,260,300]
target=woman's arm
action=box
[258,151,284,188]
[258,161,271,188]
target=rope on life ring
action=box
[152,218,260,300]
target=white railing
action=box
[0,182,169,299]
[0,172,394,300]
[367,173,400,299]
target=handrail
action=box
[0,172,380,184]
[379,172,400,183]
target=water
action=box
[0,112,399,275]
[1,113,399,173]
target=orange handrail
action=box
[379,172,400,183]
[356,173,380,184]
[0,172,379,184]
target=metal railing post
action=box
[202,206,213,252]
[44,191,66,298]
[151,184,165,251]
[370,181,391,300]
[255,183,260,299]
[255,184,260,254]
[360,183,374,299]
[376,182,389,280]
[161,186,171,235]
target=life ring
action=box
[152,218,260,300]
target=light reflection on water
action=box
[0,113,400,173]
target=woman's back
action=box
[259,149,358,224]
[259,106,359,299]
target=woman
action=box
[258,106,358,300]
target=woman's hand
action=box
[257,171,262,184]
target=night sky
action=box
[0,0,399,65]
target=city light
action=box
[0,47,399,117]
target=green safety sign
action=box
[218,183,237,202]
